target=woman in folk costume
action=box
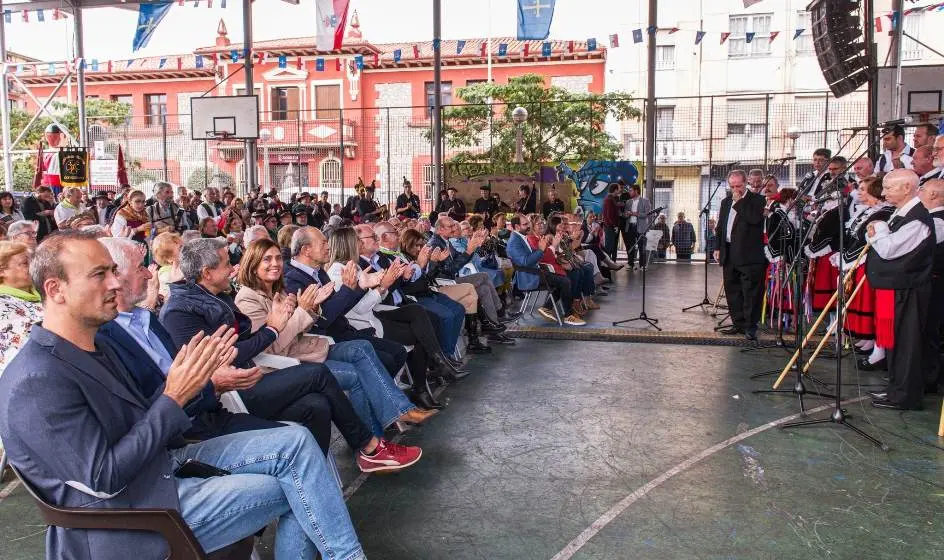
[804,195,842,314]
[763,179,798,326]
[33,124,68,197]
[110,189,154,264]
[838,175,894,371]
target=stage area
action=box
[1,263,942,559]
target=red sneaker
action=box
[356,440,423,473]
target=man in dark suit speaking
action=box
[714,169,767,340]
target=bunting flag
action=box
[354,55,364,70]
[53,9,62,20]
[159,57,167,69]
[695,31,706,45]
[587,38,597,51]
[256,51,264,65]
[16,64,23,75]
[890,11,900,30]
[393,49,402,62]
[457,40,466,55]
[315,0,352,51]
[769,31,779,42]
[107,60,113,72]
[720,32,731,44]
[22,10,28,22]
[196,55,204,69]
[542,42,552,56]
[230,50,239,62]
[517,0,557,40]
[335,58,342,71]
[498,43,508,56]
[373,53,379,66]
[745,32,755,43]
[47,63,55,75]
[793,28,805,39]
[36,9,45,22]
[611,33,621,47]
[91,59,99,72]
[314,58,324,71]
[668,27,680,34]
[523,43,530,56]
[567,40,575,53]
[632,29,642,43]
[132,1,173,52]
[3,11,10,24]
[177,57,183,70]
[221,0,227,7]
[413,45,420,58]
[480,42,487,57]
[875,17,883,32]
[296,56,303,70]
[743,0,765,7]
[278,55,287,68]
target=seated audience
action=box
[0,230,366,559]
[0,241,41,375]
[6,220,39,249]
[152,231,183,299]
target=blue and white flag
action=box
[132,1,173,52]
[516,0,556,40]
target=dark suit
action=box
[716,190,767,333]
[96,316,283,442]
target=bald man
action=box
[865,169,935,410]
[918,178,944,395]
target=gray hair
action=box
[179,237,227,282]
[80,224,110,237]
[7,220,37,238]
[291,226,316,257]
[29,230,100,300]
[152,181,173,195]
[181,230,202,244]
[98,237,145,275]
[243,225,269,247]
[728,169,748,183]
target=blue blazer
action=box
[0,325,191,559]
[506,232,546,291]
[97,315,218,418]
[284,263,365,337]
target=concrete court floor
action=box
[1,263,942,559]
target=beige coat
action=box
[234,286,329,363]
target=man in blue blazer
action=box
[0,231,364,560]
[284,226,407,375]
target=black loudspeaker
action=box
[810,0,869,98]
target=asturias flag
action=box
[316,0,351,51]
[132,1,173,52]
[517,0,557,40]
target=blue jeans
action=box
[417,292,464,355]
[324,339,414,435]
[172,425,365,560]
[567,263,596,298]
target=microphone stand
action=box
[740,214,793,353]
[613,210,661,331]
[778,148,887,450]
[683,180,724,313]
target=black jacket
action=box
[715,191,766,267]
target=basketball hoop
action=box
[209,131,235,142]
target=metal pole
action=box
[763,94,770,172]
[0,10,13,189]
[892,0,904,119]
[486,0,493,83]
[386,107,391,205]
[644,0,657,199]
[706,95,714,252]
[75,7,87,148]
[204,141,209,189]
[432,0,443,192]
[865,0,879,161]
[242,0,257,194]
[339,107,345,203]
[162,110,169,181]
[823,93,829,148]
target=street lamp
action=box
[787,127,801,188]
[512,106,528,164]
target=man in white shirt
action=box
[874,124,915,173]
[865,169,934,410]
[53,187,86,228]
[197,187,221,221]
[912,122,938,150]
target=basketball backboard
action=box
[191,95,260,140]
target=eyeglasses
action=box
[358,235,377,241]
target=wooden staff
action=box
[938,397,943,437]
[772,243,871,389]
[802,273,868,373]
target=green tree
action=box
[187,167,236,192]
[436,74,641,177]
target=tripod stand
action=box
[614,212,661,331]
[779,145,886,449]
[683,181,724,313]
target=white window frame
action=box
[795,11,814,55]
[319,156,343,201]
[655,45,675,71]
[422,164,434,201]
[902,12,923,61]
[656,106,675,139]
[728,13,773,59]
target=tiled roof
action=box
[195,36,380,56]
[19,53,216,85]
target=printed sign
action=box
[59,147,89,187]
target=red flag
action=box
[413,45,420,58]
[567,40,575,53]
[257,51,265,65]
[480,42,487,57]
[769,31,780,42]
[22,11,28,22]
[107,60,113,73]
[296,57,302,70]
[721,32,731,44]
[207,0,213,7]
[212,53,220,64]
[875,17,883,32]
[178,0,184,5]
[668,27,680,34]
[32,143,44,189]
[117,146,129,187]
[335,58,342,71]
[177,57,183,70]
[373,53,379,66]
[53,9,61,20]
[609,34,620,47]
[523,43,530,56]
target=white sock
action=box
[868,345,885,364]
[858,340,874,351]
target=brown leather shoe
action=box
[398,407,439,425]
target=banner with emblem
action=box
[59,147,90,188]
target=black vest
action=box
[866,202,935,289]
[929,208,944,279]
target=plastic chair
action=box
[11,465,254,560]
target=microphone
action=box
[812,190,841,205]
[647,206,665,215]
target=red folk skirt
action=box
[845,266,876,339]
[766,262,794,314]
[810,254,838,312]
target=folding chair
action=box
[512,264,565,326]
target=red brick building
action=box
[18,13,606,204]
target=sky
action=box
[4,0,648,62]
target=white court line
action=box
[549,397,868,560]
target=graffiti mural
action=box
[556,161,640,215]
